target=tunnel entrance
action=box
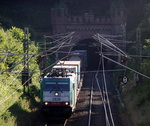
[72,39,101,70]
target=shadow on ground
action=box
[8,85,42,126]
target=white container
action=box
[57,61,81,88]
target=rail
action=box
[88,75,94,126]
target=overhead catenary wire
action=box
[93,34,128,57]
[0,54,8,62]
[1,31,142,121]
[0,48,144,59]
[0,40,71,109]
[41,36,74,73]
[102,55,115,126]
[39,47,150,59]
[39,38,68,53]
[95,75,111,126]
[45,40,74,56]
[98,53,150,58]
[37,46,75,59]
[0,54,35,74]
[0,32,75,74]
[0,32,76,115]
[95,44,111,126]
[107,38,136,44]
[0,33,75,76]
[0,44,74,56]
[37,34,73,58]
[0,33,77,57]
[0,54,34,94]
[95,36,102,77]
[94,33,150,125]
[31,69,126,76]
[0,42,34,105]
[40,37,75,48]
[95,41,116,126]
[98,34,127,54]
[39,33,75,56]
[93,36,125,57]
[0,53,9,73]
[38,32,75,46]
[0,53,36,56]
[102,55,150,80]
[94,34,118,50]
[0,75,32,106]
[98,34,123,38]
[44,32,74,39]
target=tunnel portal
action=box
[72,39,102,70]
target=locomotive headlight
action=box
[65,102,69,105]
[55,92,59,96]
[45,102,48,105]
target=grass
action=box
[0,71,41,126]
[123,81,150,126]
[0,85,41,126]
[137,122,150,126]
[112,65,150,125]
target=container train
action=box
[40,50,87,117]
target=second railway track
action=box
[36,72,125,126]
[87,73,106,126]
[66,72,124,126]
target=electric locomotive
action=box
[40,50,87,117]
[40,62,80,117]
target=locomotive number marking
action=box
[52,98,61,101]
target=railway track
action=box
[88,75,94,126]
[36,72,124,126]
[87,73,106,126]
[66,72,124,126]
[35,116,68,126]
[41,119,68,126]
[65,73,105,126]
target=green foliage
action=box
[141,59,150,77]
[140,39,150,80]
[135,96,146,107]
[9,27,25,41]
[138,122,150,126]
[123,82,150,125]
[0,91,40,126]
[143,39,150,55]
[124,3,150,123]
[133,83,150,107]
[1,110,12,120]
[0,27,24,72]
[0,26,40,125]
[138,2,150,40]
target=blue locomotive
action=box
[40,50,87,117]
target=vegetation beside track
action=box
[122,82,150,126]
[114,2,150,125]
[0,27,41,126]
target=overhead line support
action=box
[22,27,31,95]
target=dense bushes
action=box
[0,27,40,125]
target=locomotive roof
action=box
[53,65,77,69]
[57,61,80,65]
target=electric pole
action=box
[44,36,47,74]
[136,27,142,60]
[135,27,142,83]
[22,27,30,95]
